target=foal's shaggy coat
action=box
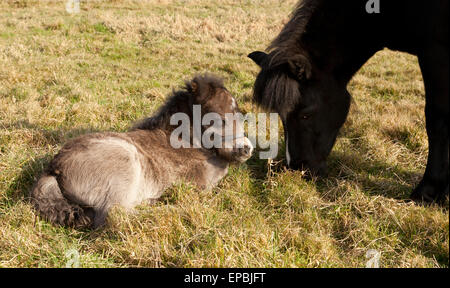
[30,75,253,228]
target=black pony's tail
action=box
[30,173,94,228]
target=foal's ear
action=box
[287,54,312,81]
[190,80,198,94]
[248,51,268,67]
[189,78,212,103]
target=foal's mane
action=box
[132,74,225,131]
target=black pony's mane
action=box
[252,0,320,118]
[268,0,319,56]
[132,74,224,131]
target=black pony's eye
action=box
[300,114,310,120]
[298,105,317,120]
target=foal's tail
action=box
[30,173,94,229]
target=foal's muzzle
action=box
[234,137,254,162]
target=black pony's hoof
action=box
[410,180,448,205]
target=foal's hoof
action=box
[410,180,449,205]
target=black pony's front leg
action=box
[411,44,449,204]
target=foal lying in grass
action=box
[31,74,253,229]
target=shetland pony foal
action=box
[31,75,253,229]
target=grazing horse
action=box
[30,74,253,228]
[249,0,448,203]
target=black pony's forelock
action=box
[253,66,301,118]
[252,0,321,117]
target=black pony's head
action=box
[249,50,351,177]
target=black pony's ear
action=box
[248,51,268,67]
[287,54,312,81]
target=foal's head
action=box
[185,75,253,163]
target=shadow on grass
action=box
[243,138,423,202]
[7,128,435,209]
[2,120,102,146]
[247,140,448,267]
[4,121,102,206]
[4,155,52,207]
[318,149,423,201]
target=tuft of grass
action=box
[0,0,448,268]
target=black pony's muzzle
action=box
[288,159,328,179]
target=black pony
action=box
[249,0,448,203]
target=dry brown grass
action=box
[0,0,448,267]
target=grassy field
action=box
[0,0,448,268]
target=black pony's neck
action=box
[270,0,384,85]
